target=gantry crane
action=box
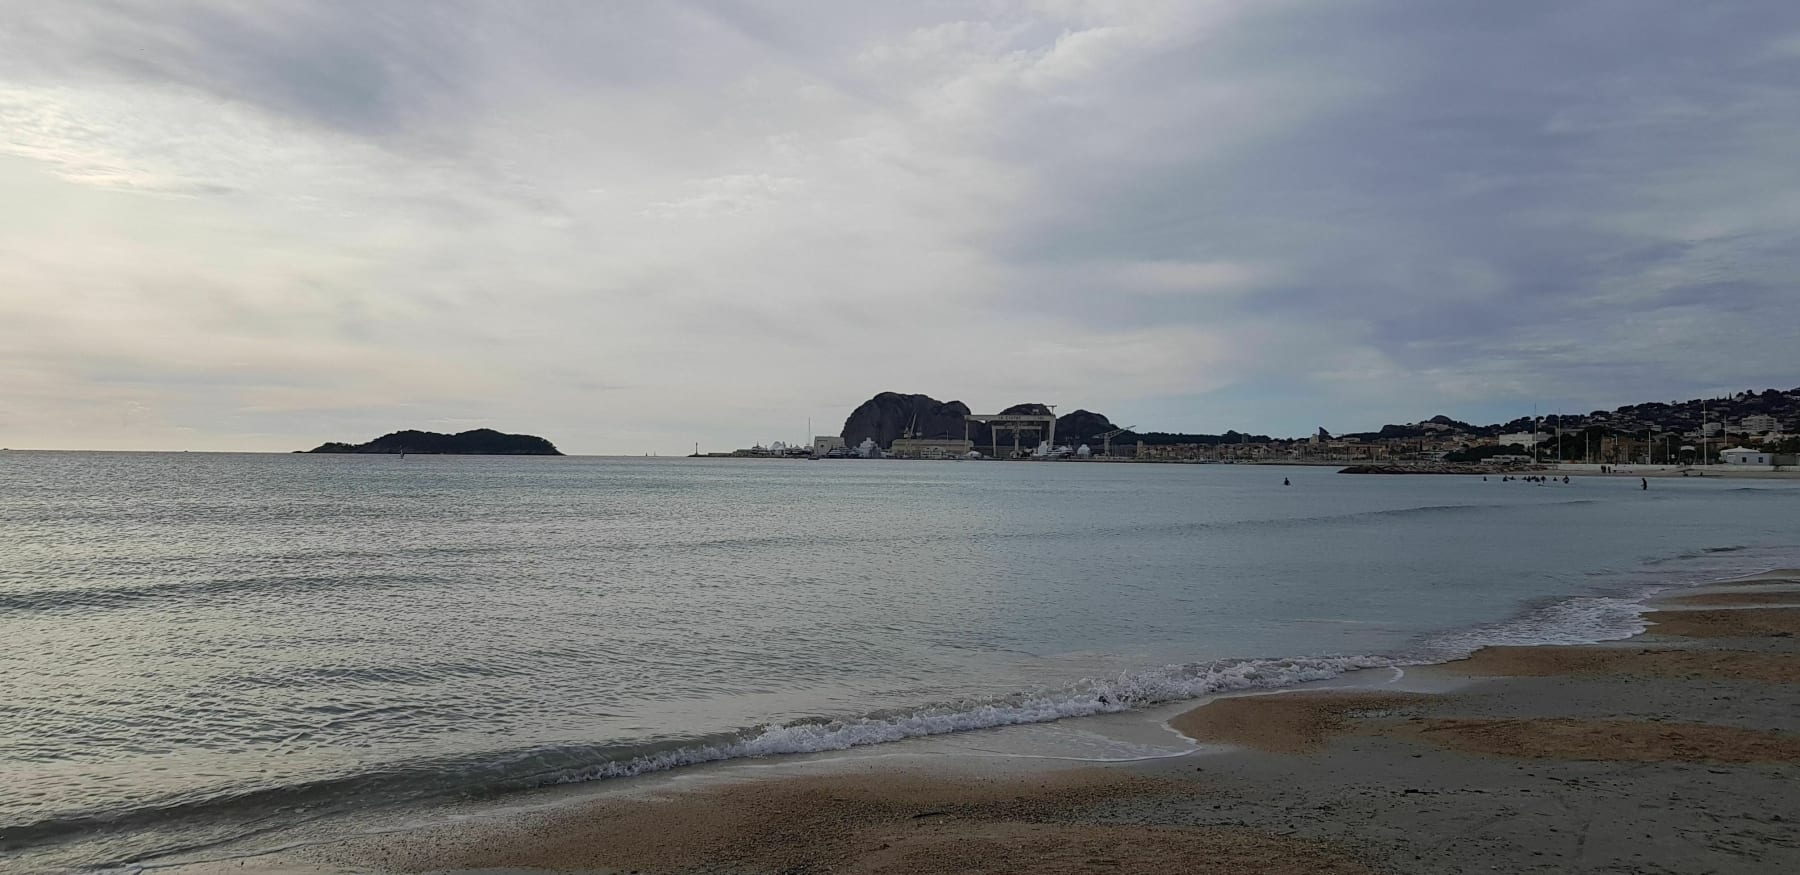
[1096,426,1135,457]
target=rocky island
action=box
[305,429,562,455]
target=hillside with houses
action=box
[1225,387,1800,465]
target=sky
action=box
[2,1,1799,454]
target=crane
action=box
[1096,426,1135,457]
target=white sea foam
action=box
[1416,591,1657,659]
[551,580,1690,786]
[552,654,1395,784]
[108,576,1755,875]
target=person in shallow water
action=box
[1283,477,1290,486]
[1642,477,1649,490]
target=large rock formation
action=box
[841,393,982,449]
[306,428,562,455]
[841,395,1133,450]
[1054,409,1123,443]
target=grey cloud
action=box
[0,1,477,136]
[2,1,1798,452]
[983,0,1800,403]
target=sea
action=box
[1,451,1795,872]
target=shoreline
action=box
[153,567,1800,874]
[687,454,1800,477]
[1339,463,1800,478]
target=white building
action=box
[812,435,846,455]
[1740,414,1780,435]
[888,436,974,459]
[1496,432,1542,447]
[1721,447,1772,466]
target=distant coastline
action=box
[754,387,1800,466]
[304,429,562,455]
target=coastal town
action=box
[700,387,1800,472]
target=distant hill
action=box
[839,393,1265,449]
[840,387,1800,450]
[1335,387,1800,442]
[306,429,562,455]
[841,392,980,448]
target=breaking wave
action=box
[1414,592,1655,659]
[26,573,1669,868]
[548,654,1394,784]
[31,558,1792,872]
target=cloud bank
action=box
[2,1,1797,451]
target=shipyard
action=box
[693,388,1800,476]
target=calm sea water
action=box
[1,452,1795,871]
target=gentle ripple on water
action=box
[1,451,1796,871]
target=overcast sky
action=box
[3,1,1798,453]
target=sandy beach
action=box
[1540,464,1800,479]
[164,571,1800,875]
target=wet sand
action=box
[1440,643,1800,682]
[181,593,1800,875]
[1642,606,1800,637]
[1663,590,1800,607]
[303,768,1370,875]
[1388,717,1800,763]
[1165,691,1430,753]
[1723,568,1800,583]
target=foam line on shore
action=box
[98,563,1796,873]
[547,574,1688,787]
[548,655,1396,785]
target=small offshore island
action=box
[304,429,562,455]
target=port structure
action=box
[965,412,1056,459]
[1095,425,1134,457]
